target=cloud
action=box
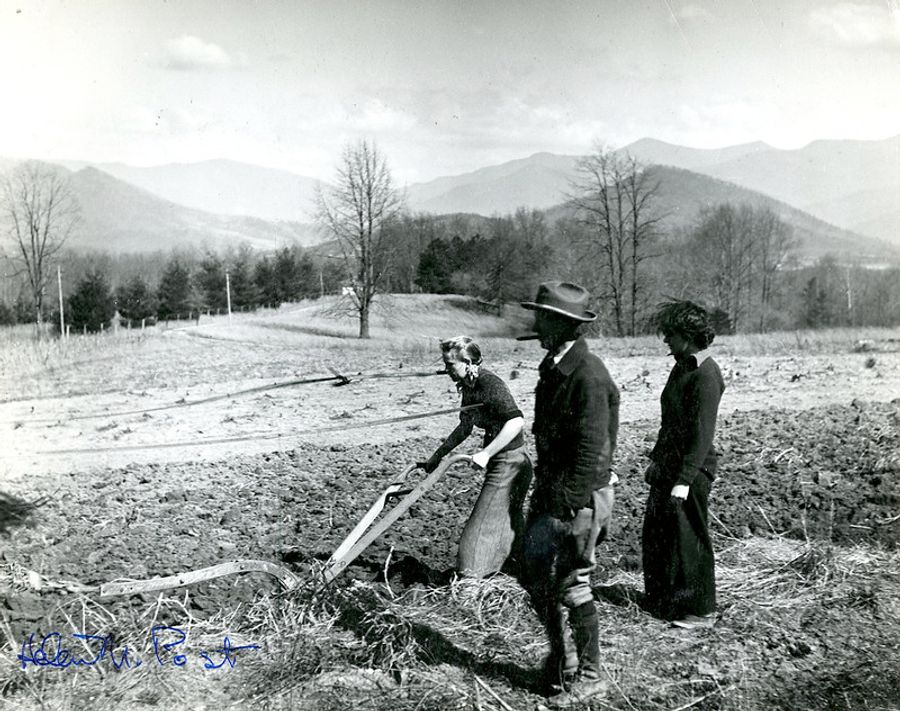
[344,99,418,133]
[159,35,243,71]
[809,2,900,48]
[677,4,714,21]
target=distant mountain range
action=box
[650,136,900,243]
[405,135,900,247]
[545,165,889,261]
[59,158,323,223]
[1,133,897,259]
[67,167,320,253]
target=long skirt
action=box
[456,445,533,578]
[642,476,716,620]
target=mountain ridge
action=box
[2,133,897,259]
[65,166,320,254]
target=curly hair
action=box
[653,300,716,350]
[440,335,483,365]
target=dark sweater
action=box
[460,368,525,450]
[649,354,725,487]
[532,337,620,516]
[433,368,525,459]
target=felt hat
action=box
[520,281,597,322]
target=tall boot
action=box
[570,601,600,679]
[540,602,578,694]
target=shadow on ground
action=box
[0,491,47,534]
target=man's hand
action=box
[471,451,490,469]
[554,506,577,522]
[670,484,689,500]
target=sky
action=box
[0,0,898,184]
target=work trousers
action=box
[457,446,533,578]
[522,486,614,681]
[642,475,716,620]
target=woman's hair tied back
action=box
[440,335,483,365]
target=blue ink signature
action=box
[18,626,259,670]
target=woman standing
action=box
[642,301,725,629]
[418,336,533,579]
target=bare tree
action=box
[691,204,755,331]
[683,203,794,332]
[621,156,663,335]
[751,207,794,330]
[1,162,80,331]
[316,139,404,338]
[569,144,661,336]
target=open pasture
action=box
[1,295,899,710]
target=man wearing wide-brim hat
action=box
[518,281,619,708]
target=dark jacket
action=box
[532,337,620,517]
[648,354,725,487]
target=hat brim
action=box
[520,301,597,322]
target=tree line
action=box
[2,147,899,336]
[0,245,347,332]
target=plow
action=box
[99,454,472,599]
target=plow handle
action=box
[321,454,471,584]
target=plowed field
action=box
[2,298,899,710]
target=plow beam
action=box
[100,559,300,598]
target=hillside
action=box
[68,167,321,253]
[802,187,900,244]
[405,136,900,247]
[696,137,900,243]
[621,138,772,170]
[699,136,900,208]
[852,209,900,245]
[60,159,323,223]
[546,165,895,263]
[407,152,579,214]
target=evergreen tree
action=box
[157,257,192,319]
[67,269,116,333]
[254,256,278,307]
[415,238,454,293]
[228,247,259,309]
[295,250,317,299]
[274,247,301,302]
[116,275,158,322]
[196,252,227,310]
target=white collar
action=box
[693,349,711,365]
[553,340,576,365]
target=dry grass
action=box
[4,297,897,379]
[3,535,898,710]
